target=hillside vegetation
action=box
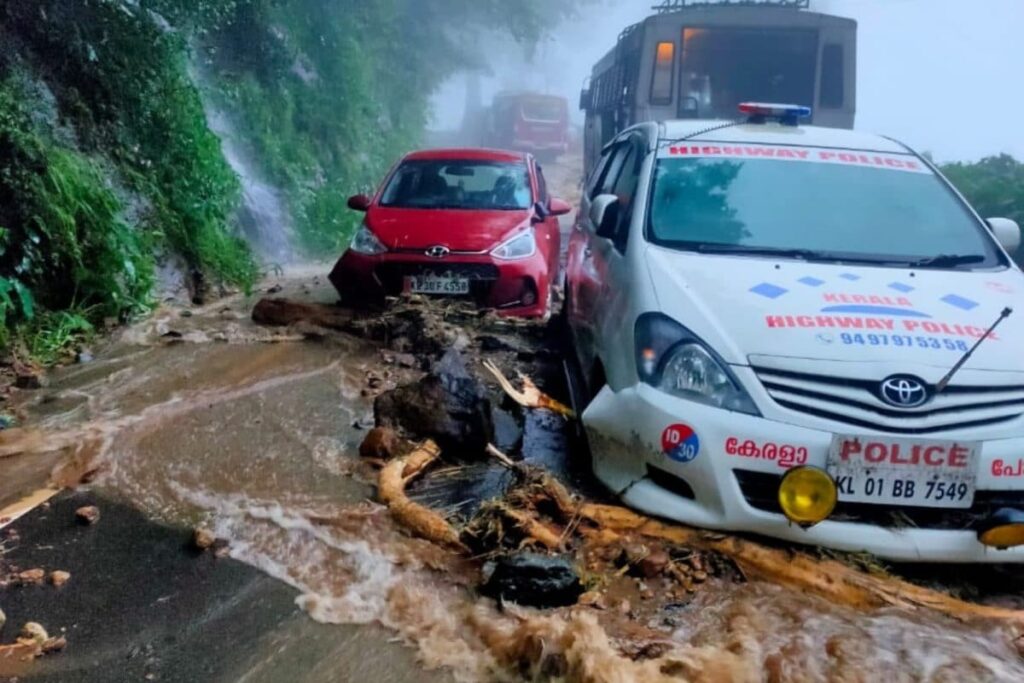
[0,0,584,362]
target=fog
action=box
[431,0,1022,163]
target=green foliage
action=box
[941,155,1024,262]
[0,74,152,358]
[21,309,94,366]
[2,0,258,290]
[941,155,1024,227]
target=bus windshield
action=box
[679,27,818,119]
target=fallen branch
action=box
[578,503,1024,627]
[482,361,575,419]
[377,440,467,551]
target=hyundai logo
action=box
[879,376,930,408]
[425,245,450,258]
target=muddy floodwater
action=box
[4,272,1024,682]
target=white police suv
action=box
[564,103,1024,562]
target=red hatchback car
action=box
[329,148,571,317]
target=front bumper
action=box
[583,383,1024,563]
[329,249,551,318]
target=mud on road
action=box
[3,270,1024,682]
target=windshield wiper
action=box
[693,244,829,260]
[908,254,986,269]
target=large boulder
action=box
[374,349,493,456]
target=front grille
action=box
[734,469,1024,531]
[375,263,500,303]
[752,365,1024,434]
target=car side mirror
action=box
[347,194,371,212]
[988,217,1021,252]
[589,194,619,239]
[549,198,573,217]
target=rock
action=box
[578,591,608,610]
[180,309,193,318]
[267,284,283,294]
[76,349,94,363]
[252,298,352,330]
[638,549,671,579]
[481,554,584,608]
[17,568,45,585]
[75,505,100,525]
[14,366,48,389]
[193,528,216,550]
[48,570,71,587]
[19,622,48,646]
[42,636,67,653]
[374,349,493,455]
[617,598,632,615]
[359,427,400,460]
[393,353,417,368]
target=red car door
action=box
[568,142,632,378]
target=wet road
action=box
[1,273,1023,681]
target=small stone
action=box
[691,570,708,584]
[578,591,608,610]
[640,588,655,601]
[359,427,400,460]
[213,539,231,558]
[193,528,216,550]
[618,599,632,615]
[267,284,283,294]
[19,622,48,646]
[17,568,45,585]
[637,549,670,579]
[394,353,417,368]
[48,571,71,587]
[76,349,94,363]
[180,310,193,318]
[42,636,67,653]
[75,505,100,525]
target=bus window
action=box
[650,41,676,105]
[820,44,845,108]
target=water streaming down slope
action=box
[199,78,296,264]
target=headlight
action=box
[635,313,760,415]
[491,229,536,260]
[350,222,387,255]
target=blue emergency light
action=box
[739,102,812,126]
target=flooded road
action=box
[3,271,1024,682]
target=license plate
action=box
[407,275,470,295]
[826,435,979,509]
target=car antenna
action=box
[935,307,1013,393]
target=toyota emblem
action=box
[879,376,930,408]
[425,245,450,258]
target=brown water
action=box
[4,272,1024,682]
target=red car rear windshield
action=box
[380,160,532,210]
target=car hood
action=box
[645,245,1024,372]
[367,207,530,252]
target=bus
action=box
[579,0,857,173]
[483,91,571,161]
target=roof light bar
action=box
[739,102,812,125]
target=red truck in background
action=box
[482,91,570,162]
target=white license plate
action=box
[826,435,979,509]
[407,275,470,295]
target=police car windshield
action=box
[647,152,1006,269]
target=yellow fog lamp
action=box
[977,509,1024,549]
[777,466,837,526]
